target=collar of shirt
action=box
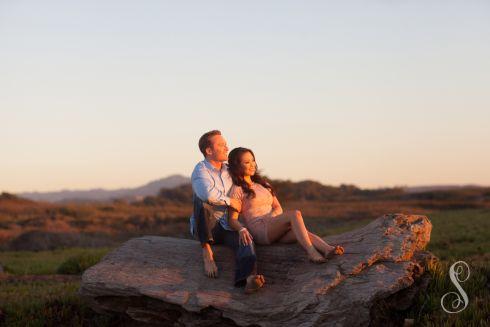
[204,158,228,173]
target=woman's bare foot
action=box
[306,245,327,263]
[202,248,218,278]
[323,245,345,259]
[321,244,337,256]
[245,274,265,294]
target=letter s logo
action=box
[441,261,470,314]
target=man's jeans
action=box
[194,195,257,287]
[209,222,257,287]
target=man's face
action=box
[206,134,229,162]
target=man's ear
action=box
[205,147,213,157]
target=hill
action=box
[18,175,190,203]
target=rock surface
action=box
[79,213,435,326]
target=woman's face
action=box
[240,151,257,177]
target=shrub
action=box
[56,252,105,275]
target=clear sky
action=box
[1,1,489,193]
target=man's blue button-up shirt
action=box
[189,159,234,236]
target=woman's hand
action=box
[239,227,253,246]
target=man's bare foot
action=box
[306,245,327,263]
[245,274,265,294]
[202,247,218,278]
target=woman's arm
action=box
[271,195,283,217]
[228,207,244,231]
[228,208,253,245]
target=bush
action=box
[56,252,105,275]
[7,231,81,251]
[7,231,117,251]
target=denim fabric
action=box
[193,193,217,244]
[211,222,257,287]
[192,193,257,287]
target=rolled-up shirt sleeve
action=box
[192,164,231,206]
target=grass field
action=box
[405,209,490,326]
[0,209,489,326]
[0,247,113,275]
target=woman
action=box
[227,147,344,263]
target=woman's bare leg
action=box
[308,232,335,256]
[266,213,293,243]
[277,229,296,243]
[267,210,325,263]
[279,230,335,256]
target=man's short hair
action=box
[198,130,222,156]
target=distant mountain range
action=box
[19,175,190,203]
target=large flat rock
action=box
[79,213,434,326]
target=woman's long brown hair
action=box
[228,147,275,198]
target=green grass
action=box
[406,260,489,326]
[406,209,490,326]
[427,209,490,261]
[0,247,114,275]
[0,279,120,326]
[0,247,119,326]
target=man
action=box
[190,130,265,292]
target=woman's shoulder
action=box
[230,184,243,191]
[255,182,273,194]
[229,184,244,198]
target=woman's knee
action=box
[283,209,300,220]
[291,210,303,221]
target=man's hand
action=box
[239,227,253,246]
[229,198,242,212]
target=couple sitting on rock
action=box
[189,130,344,293]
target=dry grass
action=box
[2,193,490,251]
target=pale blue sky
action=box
[1,1,489,193]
